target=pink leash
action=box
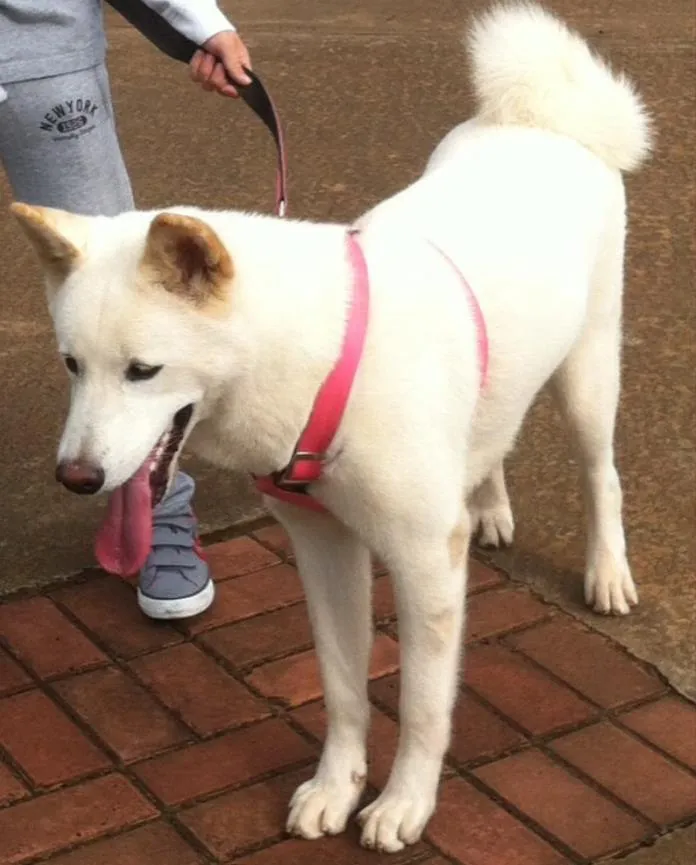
[106,0,288,216]
[233,70,288,217]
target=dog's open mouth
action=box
[94,404,194,578]
[148,404,194,508]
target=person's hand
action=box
[189,30,252,98]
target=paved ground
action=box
[0,0,694,860]
[0,0,693,697]
[1,530,695,865]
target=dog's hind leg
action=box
[269,502,372,840]
[469,461,515,548]
[551,224,637,615]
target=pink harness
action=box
[255,232,489,512]
[207,86,490,512]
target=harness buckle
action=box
[273,451,325,492]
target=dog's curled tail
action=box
[467,3,652,172]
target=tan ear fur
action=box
[141,212,234,308]
[10,203,85,283]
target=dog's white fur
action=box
[13,4,651,853]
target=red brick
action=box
[369,673,401,711]
[0,763,27,807]
[55,667,188,762]
[134,718,315,805]
[291,701,400,788]
[367,711,414,788]
[184,564,304,635]
[44,822,202,865]
[465,588,549,643]
[468,559,505,593]
[0,597,106,679]
[451,694,527,763]
[0,774,156,864]
[373,575,396,621]
[233,829,424,864]
[252,524,295,560]
[130,643,270,735]
[551,721,696,824]
[53,577,183,659]
[621,697,696,770]
[290,705,343,747]
[464,644,596,734]
[373,558,388,576]
[290,700,328,740]
[204,536,280,580]
[427,776,569,865]
[475,750,646,858]
[370,674,526,764]
[0,690,110,787]
[179,769,309,859]
[248,635,399,707]
[507,618,665,708]
[199,603,313,669]
[0,648,31,697]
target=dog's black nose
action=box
[55,460,105,495]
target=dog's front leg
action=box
[269,501,372,840]
[358,510,469,852]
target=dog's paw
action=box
[287,772,365,840]
[585,550,638,615]
[471,501,515,549]
[358,788,435,853]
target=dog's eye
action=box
[63,355,79,375]
[126,362,163,382]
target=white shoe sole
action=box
[137,578,215,620]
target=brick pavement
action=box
[0,524,694,864]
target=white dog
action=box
[12,3,651,853]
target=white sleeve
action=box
[138,0,236,46]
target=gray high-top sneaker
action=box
[138,472,215,620]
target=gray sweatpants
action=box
[0,63,134,215]
[0,61,199,575]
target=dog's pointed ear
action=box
[10,202,86,283]
[141,212,234,305]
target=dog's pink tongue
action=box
[95,465,153,579]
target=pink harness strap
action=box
[254,230,369,511]
[428,242,489,389]
[256,234,489,511]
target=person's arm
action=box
[137,0,236,47]
[107,0,252,96]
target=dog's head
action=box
[11,203,238,506]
